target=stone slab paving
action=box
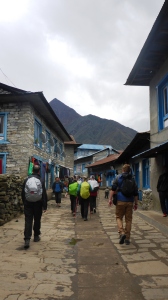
[1,191,168,299]
[99,192,168,300]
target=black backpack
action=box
[118,175,136,197]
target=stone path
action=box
[99,196,168,300]
[0,191,168,299]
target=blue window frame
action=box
[45,130,51,153]
[53,138,57,157]
[142,159,150,189]
[59,143,63,160]
[82,163,85,173]
[0,153,8,173]
[134,163,140,188]
[0,113,9,143]
[157,74,168,130]
[34,119,42,148]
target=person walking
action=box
[77,176,92,221]
[105,187,110,199]
[157,166,168,217]
[22,164,48,249]
[108,164,138,245]
[52,177,63,207]
[88,175,99,213]
[68,178,78,216]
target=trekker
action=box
[108,164,138,245]
[68,177,78,216]
[22,165,48,249]
[88,175,99,213]
[105,187,110,199]
[77,176,92,221]
[52,177,63,207]
[157,166,168,217]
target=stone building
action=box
[125,0,168,212]
[0,82,74,189]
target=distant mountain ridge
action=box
[49,98,137,150]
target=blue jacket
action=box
[112,173,138,202]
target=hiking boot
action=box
[119,234,126,244]
[125,239,130,245]
[34,235,40,242]
[24,239,30,249]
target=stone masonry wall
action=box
[1,102,73,179]
[139,189,153,210]
[0,174,24,226]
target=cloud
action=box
[0,0,164,132]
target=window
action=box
[0,113,8,143]
[82,163,85,173]
[142,159,150,189]
[34,119,42,147]
[134,163,140,188]
[157,74,168,130]
[0,153,8,174]
[59,143,63,160]
[53,138,57,157]
[45,130,51,153]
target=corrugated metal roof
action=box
[125,1,168,86]
[132,140,168,159]
[0,82,72,142]
[78,144,112,150]
[86,153,121,168]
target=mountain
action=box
[49,98,137,150]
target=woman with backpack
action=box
[68,177,78,216]
[77,176,92,221]
[52,177,63,207]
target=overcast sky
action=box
[0,0,165,132]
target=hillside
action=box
[49,98,137,150]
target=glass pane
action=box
[164,88,168,115]
[0,116,4,134]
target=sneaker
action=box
[125,239,130,245]
[93,208,96,213]
[163,213,167,217]
[24,239,30,249]
[84,218,88,221]
[34,236,40,242]
[119,234,126,244]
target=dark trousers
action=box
[80,197,90,219]
[55,192,61,203]
[90,196,96,212]
[105,192,109,198]
[24,200,43,240]
[70,195,77,213]
[159,191,168,214]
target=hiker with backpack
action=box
[22,164,48,249]
[68,177,78,216]
[157,166,168,217]
[77,176,92,221]
[52,177,64,207]
[108,164,138,245]
[88,175,99,213]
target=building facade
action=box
[0,83,74,189]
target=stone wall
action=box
[139,189,153,210]
[0,174,24,226]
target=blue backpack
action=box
[54,183,61,193]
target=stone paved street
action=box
[0,191,168,299]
